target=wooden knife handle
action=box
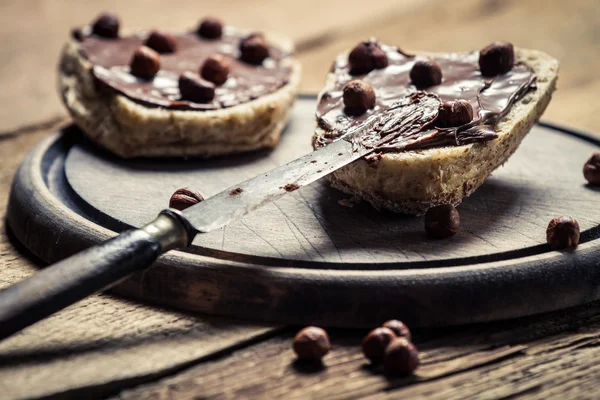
[0,210,193,340]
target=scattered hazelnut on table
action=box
[583,152,600,185]
[343,80,376,115]
[410,60,443,88]
[362,327,396,364]
[383,337,420,376]
[179,72,216,103]
[130,46,161,80]
[382,319,411,341]
[197,17,223,39]
[169,188,204,211]
[478,41,514,76]
[547,216,580,250]
[201,54,230,85]
[239,33,270,65]
[145,30,177,54]
[92,12,120,38]
[348,41,389,75]
[437,100,474,127]
[293,326,330,361]
[424,205,460,239]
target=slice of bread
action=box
[59,33,301,158]
[314,48,558,215]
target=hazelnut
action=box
[201,54,230,85]
[479,41,514,76]
[169,188,204,211]
[348,41,389,75]
[197,17,223,39]
[178,72,216,103]
[410,60,443,88]
[424,205,460,239]
[383,337,420,376]
[145,30,177,54]
[362,327,396,364]
[547,216,580,250]
[343,80,376,115]
[91,13,120,39]
[437,100,474,127]
[239,34,270,65]
[293,326,330,361]
[583,152,600,185]
[382,320,412,341]
[129,46,161,80]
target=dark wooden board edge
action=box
[6,126,600,328]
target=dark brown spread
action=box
[314,44,536,152]
[77,29,293,110]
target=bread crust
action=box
[314,48,559,215]
[58,33,301,158]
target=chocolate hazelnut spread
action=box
[315,43,536,152]
[77,29,293,110]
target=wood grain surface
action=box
[1,0,600,398]
[116,301,600,400]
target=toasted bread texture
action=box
[314,48,558,215]
[59,33,301,158]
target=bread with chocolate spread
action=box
[313,40,558,215]
[59,14,301,158]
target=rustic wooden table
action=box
[1,0,599,398]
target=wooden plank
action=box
[0,124,276,400]
[115,301,600,399]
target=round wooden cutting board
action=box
[7,96,600,328]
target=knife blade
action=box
[0,93,440,339]
[184,92,441,233]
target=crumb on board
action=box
[229,187,244,195]
[310,160,317,163]
[281,183,300,192]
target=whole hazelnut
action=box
[240,34,270,65]
[383,337,420,376]
[583,152,600,185]
[130,46,161,80]
[169,187,204,211]
[479,41,514,76]
[145,30,177,54]
[410,60,443,88]
[197,17,223,39]
[293,326,330,361]
[201,54,230,85]
[437,100,474,127]
[424,205,460,239]
[547,216,580,250]
[362,327,396,364]
[179,72,216,103]
[382,320,411,341]
[91,13,120,38]
[348,41,389,75]
[343,80,376,115]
